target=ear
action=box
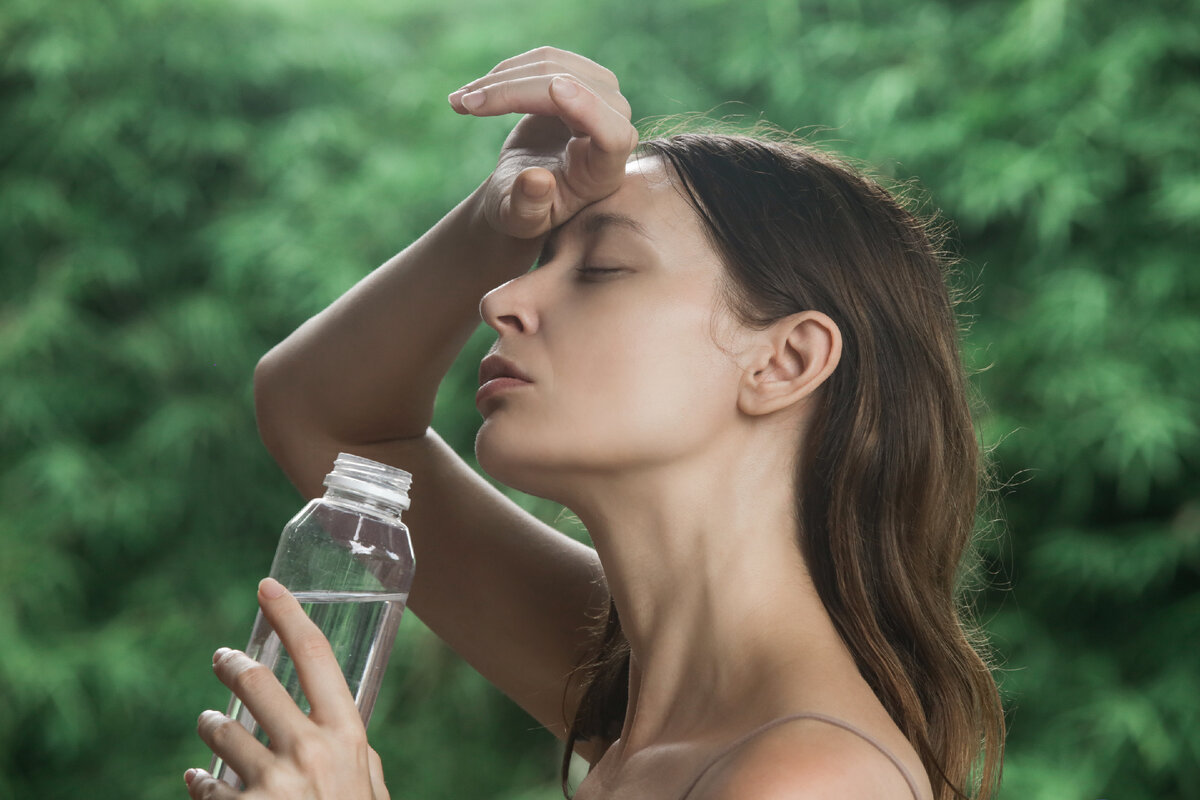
[737,311,842,417]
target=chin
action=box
[475,421,554,497]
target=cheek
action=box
[552,311,740,458]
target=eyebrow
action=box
[539,211,654,262]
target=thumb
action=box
[501,167,556,238]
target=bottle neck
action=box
[322,485,406,523]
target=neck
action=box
[560,422,856,755]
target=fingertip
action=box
[187,768,220,799]
[259,577,287,599]
[520,169,554,199]
[198,708,225,725]
[497,193,551,240]
[447,91,474,115]
[461,90,485,111]
[550,76,581,103]
[185,768,213,792]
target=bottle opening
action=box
[323,453,412,512]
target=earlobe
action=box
[737,311,842,417]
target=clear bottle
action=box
[212,453,415,786]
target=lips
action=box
[478,354,533,386]
[476,354,534,410]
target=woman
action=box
[185,47,1004,799]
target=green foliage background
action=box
[1,0,1196,797]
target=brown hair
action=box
[560,128,1004,799]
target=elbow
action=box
[253,346,292,461]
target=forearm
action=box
[255,178,542,449]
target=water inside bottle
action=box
[211,590,408,786]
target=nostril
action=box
[498,313,525,333]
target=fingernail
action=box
[213,647,231,664]
[461,90,485,110]
[259,577,286,598]
[184,768,197,785]
[551,77,579,99]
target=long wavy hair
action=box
[559,128,1004,799]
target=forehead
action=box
[552,156,704,248]
[608,156,693,230]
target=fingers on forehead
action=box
[457,70,629,120]
[459,75,635,157]
[491,46,617,86]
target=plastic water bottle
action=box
[212,453,415,786]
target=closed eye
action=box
[575,267,624,281]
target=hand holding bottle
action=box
[185,578,389,800]
[449,46,639,240]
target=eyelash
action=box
[574,267,623,281]
[531,246,623,280]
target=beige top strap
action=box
[678,712,923,800]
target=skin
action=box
[189,48,933,800]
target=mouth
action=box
[476,354,534,411]
[478,354,533,386]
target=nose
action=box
[479,274,538,335]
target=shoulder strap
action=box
[678,712,923,800]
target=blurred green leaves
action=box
[1,0,1196,798]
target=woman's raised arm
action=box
[252,47,636,742]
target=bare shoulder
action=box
[689,718,929,800]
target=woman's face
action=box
[475,157,750,496]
